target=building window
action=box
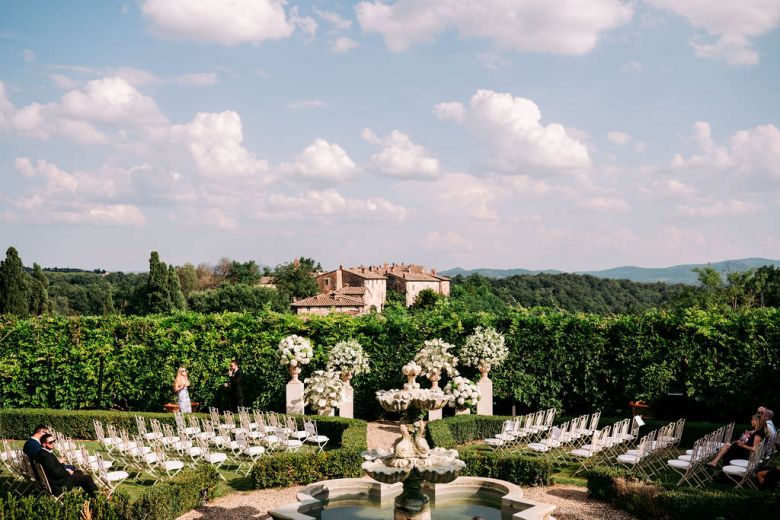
[324,279,329,286]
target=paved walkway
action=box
[177,421,635,520]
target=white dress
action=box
[177,386,192,413]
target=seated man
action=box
[22,424,48,461]
[758,406,778,446]
[34,434,97,497]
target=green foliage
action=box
[426,416,506,449]
[187,284,288,313]
[226,260,261,285]
[0,247,30,317]
[249,448,363,488]
[145,252,170,314]
[586,466,780,520]
[451,272,686,315]
[0,466,217,520]
[411,288,443,310]
[175,263,198,297]
[29,263,50,316]
[459,450,552,486]
[272,257,321,300]
[0,307,778,420]
[167,265,187,311]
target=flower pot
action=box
[629,400,654,419]
[455,407,471,415]
[289,365,302,383]
[163,402,199,413]
[479,363,491,380]
[428,373,441,389]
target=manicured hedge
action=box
[249,448,364,488]
[1,306,779,420]
[0,465,218,520]
[459,450,552,486]
[587,466,780,520]
[427,415,507,449]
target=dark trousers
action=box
[230,393,244,411]
[65,471,97,497]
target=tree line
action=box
[0,247,321,317]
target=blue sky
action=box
[0,0,779,272]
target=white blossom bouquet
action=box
[460,326,508,371]
[326,339,370,378]
[414,338,458,379]
[276,334,314,367]
[304,370,346,410]
[444,376,481,409]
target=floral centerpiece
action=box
[277,334,313,382]
[303,370,346,415]
[413,339,458,389]
[326,339,370,383]
[460,326,507,377]
[444,376,481,413]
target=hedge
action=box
[1,307,779,420]
[0,465,219,520]
[459,450,552,486]
[249,448,364,488]
[586,466,780,520]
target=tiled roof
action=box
[344,267,386,279]
[386,271,441,282]
[258,276,275,285]
[291,293,365,307]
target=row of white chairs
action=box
[567,416,644,474]
[612,419,686,478]
[525,412,604,463]
[484,408,559,451]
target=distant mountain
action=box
[442,258,780,285]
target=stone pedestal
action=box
[286,381,304,415]
[477,376,493,416]
[428,408,442,421]
[339,384,354,418]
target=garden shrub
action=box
[249,448,363,488]
[459,450,552,486]
[0,465,218,520]
[1,306,778,421]
[427,415,506,448]
[586,466,780,520]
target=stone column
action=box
[476,365,493,416]
[340,383,354,418]
[286,366,305,415]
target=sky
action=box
[0,0,779,273]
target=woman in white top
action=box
[173,367,192,413]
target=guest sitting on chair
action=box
[707,414,766,468]
[758,406,777,445]
[22,424,49,461]
[35,434,98,497]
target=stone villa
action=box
[291,263,450,315]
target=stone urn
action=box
[286,364,304,415]
[455,407,471,415]
[427,372,441,389]
[479,362,491,380]
[289,365,302,383]
[318,407,335,416]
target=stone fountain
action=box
[361,361,465,520]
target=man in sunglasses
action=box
[35,434,98,497]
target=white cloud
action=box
[576,196,630,212]
[607,131,631,145]
[671,121,780,178]
[356,0,633,54]
[22,49,36,62]
[640,178,697,199]
[286,99,327,109]
[290,6,318,41]
[363,128,439,179]
[621,60,643,73]
[174,72,218,86]
[50,74,79,89]
[59,76,166,126]
[432,173,500,221]
[261,189,410,221]
[141,0,295,45]
[282,139,357,182]
[315,9,353,30]
[174,111,269,178]
[202,208,238,230]
[433,89,591,172]
[332,36,359,54]
[423,231,473,252]
[676,199,761,218]
[647,0,780,65]
[56,204,146,226]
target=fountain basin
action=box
[268,476,555,520]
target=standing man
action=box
[23,424,48,462]
[226,359,244,411]
[35,434,98,497]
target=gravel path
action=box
[176,422,636,520]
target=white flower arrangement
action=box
[326,339,370,378]
[303,370,346,410]
[276,334,314,367]
[444,376,481,409]
[460,326,508,371]
[414,338,458,379]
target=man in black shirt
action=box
[226,359,244,411]
[22,424,48,462]
[34,434,97,497]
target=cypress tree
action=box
[103,285,115,315]
[167,265,187,310]
[146,251,171,314]
[29,262,50,315]
[0,247,30,316]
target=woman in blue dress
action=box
[174,367,192,413]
